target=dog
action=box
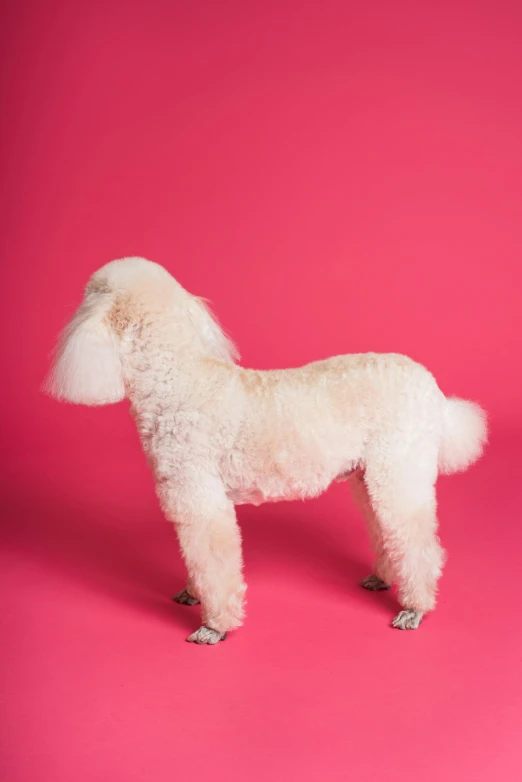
[45,257,487,644]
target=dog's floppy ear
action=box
[44,291,125,406]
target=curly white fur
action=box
[45,257,488,642]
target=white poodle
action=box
[45,257,487,644]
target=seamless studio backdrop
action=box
[1,2,521,782]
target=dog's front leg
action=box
[160,477,246,644]
[177,508,246,644]
[172,581,200,606]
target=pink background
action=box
[2,1,521,780]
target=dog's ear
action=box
[44,291,125,406]
[189,297,239,364]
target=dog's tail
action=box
[438,397,488,475]
[43,286,125,406]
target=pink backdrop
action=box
[2,2,521,781]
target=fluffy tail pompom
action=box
[438,397,488,475]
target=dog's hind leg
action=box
[349,471,393,590]
[363,450,445,630]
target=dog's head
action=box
[44,257,238,406]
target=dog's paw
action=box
[172,588,200,606]
[360,574,391,591]
[392,609,423,630]
[187,626,227,645]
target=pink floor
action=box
[3,439,522,781]
[2,1,522,780]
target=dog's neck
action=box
[121,295,237,411]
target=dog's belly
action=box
[335,466,362,482]
[227,488,272,506]
[226,466,360,506]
